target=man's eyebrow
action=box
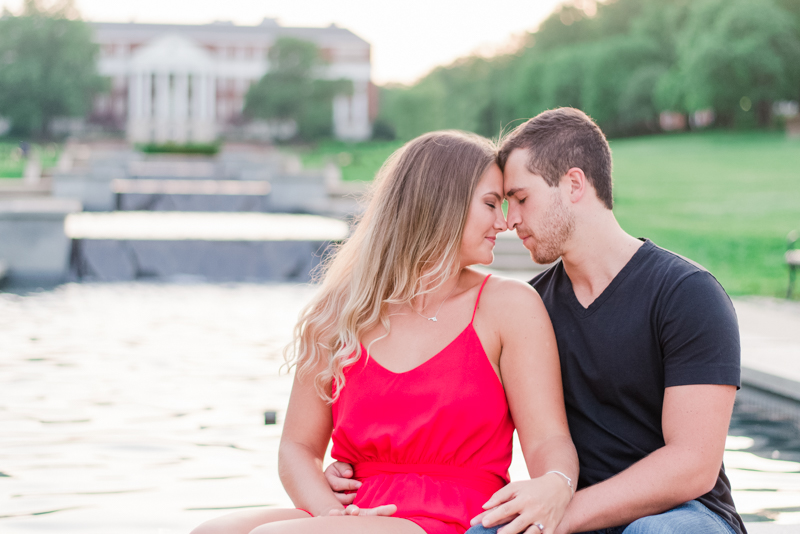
[505,187,526,198]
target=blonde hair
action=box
[285,130,497,401]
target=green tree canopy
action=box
[0,0,106,137]
[378,0,800,140]
[243,37,352,141]
[668,0,800,125]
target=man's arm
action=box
[556,383,736,533]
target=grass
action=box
[0,141,61,178]
[138,142,220,155]
[298,131,800,297]
[609,131,800,297]
[296,139,404,182]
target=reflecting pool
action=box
[1,283,798,533]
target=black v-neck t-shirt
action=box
[530,239,745,534]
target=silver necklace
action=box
[412,281,459,322]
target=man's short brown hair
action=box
[497,108,613,209]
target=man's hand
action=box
[470,474,573,534]
[324,461,361,505]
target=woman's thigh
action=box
[190,508,309,534]
[250,516,427,534]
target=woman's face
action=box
[460,163,507,267]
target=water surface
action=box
[1,283,798,532]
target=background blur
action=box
[1,0,799,532]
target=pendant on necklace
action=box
[429,317,437,322]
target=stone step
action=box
[64,211,350,283]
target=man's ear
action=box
[563,167,587,203]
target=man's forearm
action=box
[560,444,719,533]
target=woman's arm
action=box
[472,278,578,534]
[278,368,346,517]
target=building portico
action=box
[127,35,217,144]
[92,20,376,143]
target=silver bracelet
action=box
[545,470,574,496]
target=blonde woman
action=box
[191,131,577,534]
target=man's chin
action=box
[529,248,560,266]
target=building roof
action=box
[90,20,370,49]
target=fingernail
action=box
[355,481,362,487]
[344,470,352,476]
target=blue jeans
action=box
[464,500,735,534]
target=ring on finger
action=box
[535,523,545,533]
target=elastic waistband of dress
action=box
[353,461,507,494]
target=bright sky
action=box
[4,0,565,85]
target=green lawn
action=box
[297,139,404,182]
[610,131,800,297]
[0,141,61,178]
[300,131,800,297]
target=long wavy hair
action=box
[285,130,497,402]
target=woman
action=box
[191,131,577,534]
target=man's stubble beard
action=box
[527,191,575,265]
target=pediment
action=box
[131,34,213,72]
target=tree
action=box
[0,0,106,137]
[243,37,352,141]
[668,0,800,126]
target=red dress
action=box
[331,275,514,534]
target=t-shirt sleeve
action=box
[660,271,741,388]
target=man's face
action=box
[503,148,575,265]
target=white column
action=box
[128,72,139,120]
[155,71,170,142]
[352,81,370,140]
[333,94,350,139]
[141,72,151,119]
[173,73,189,143]
[208,74,217,121]
[174,73,188,119]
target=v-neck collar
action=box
[559,239,653,318]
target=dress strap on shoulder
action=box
[471,274,492,324]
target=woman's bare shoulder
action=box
[481,274,542,303]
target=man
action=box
[470,107,744,534]
[326,108,745,534]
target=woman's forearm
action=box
[278,440,345,517]
[525,435,579,487]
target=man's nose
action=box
[506,203,520,229]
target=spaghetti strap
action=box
[471,274,492,324]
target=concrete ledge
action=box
[64,212,349,241]
[741,366,800,403]
[70,239,332,282]
[0,197,82,284]
[743,523,800,533]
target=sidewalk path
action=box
[734,297,800,399]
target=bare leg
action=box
[190,508,309,534]
[250,516,426,534]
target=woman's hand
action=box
[323,461,397,517]
[470,473,573,534]
[324,461,361,505]
[328,504,398,517]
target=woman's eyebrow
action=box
[485,191,503,201]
